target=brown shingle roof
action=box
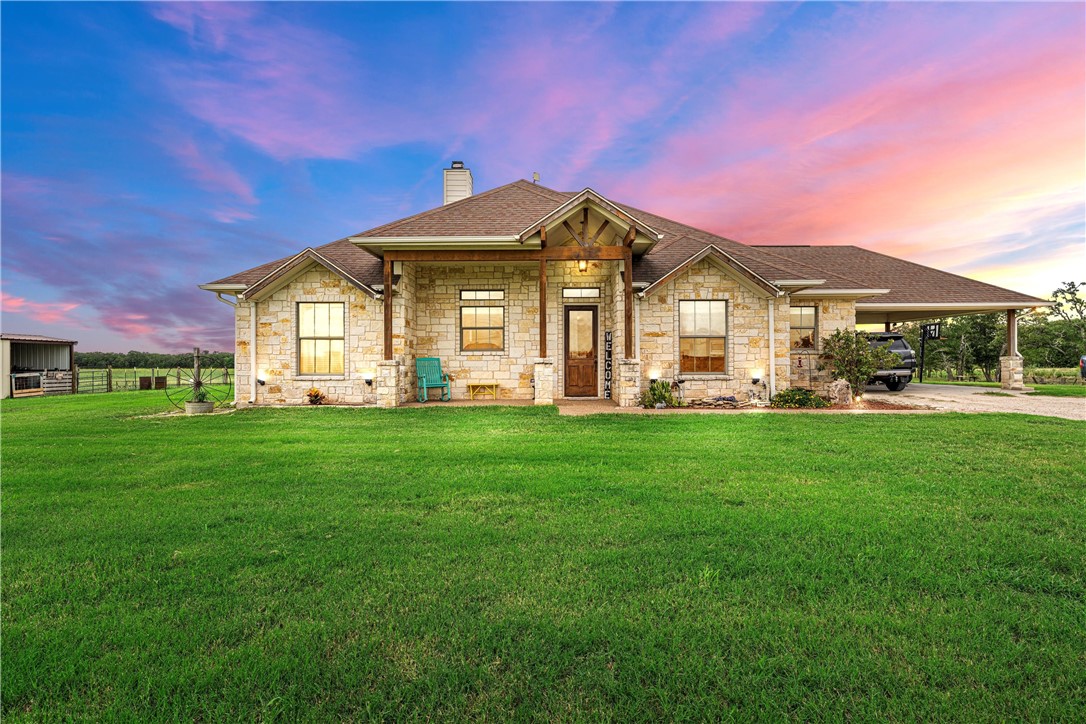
[757,245,1048,305]
[356,180,570,237]
[206,180,1045,308]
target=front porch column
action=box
[533,359,555,405]
[376,359,401,408]
[623,247,634,359]
[383,259,393,360]
[615,359,642,407]
[538,259,547,358]
[1001,308,1025,390]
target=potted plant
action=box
[184,387,215,415]
[306,387,326,405]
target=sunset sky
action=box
[2,1,1083,352]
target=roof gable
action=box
[243,247,380,300]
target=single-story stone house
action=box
[202,162,1048,407]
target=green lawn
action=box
[3,394,1085,720]
[1027,385,1086,398]
[925,379,1086,397]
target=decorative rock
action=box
[828,378,852,405]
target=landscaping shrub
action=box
[770,388,829,409]
[820,329,900,400]
[639,379,678,408]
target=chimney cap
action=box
[450,161,465,169]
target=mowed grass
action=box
[925,379,1086,396]
[3,394,1085,721]
[1027,385,1086,397]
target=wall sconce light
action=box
[362,371,375,387]
[648,368,661,384]
[751,368,764,385]
[578,260,588,272]
[256,370,267,386]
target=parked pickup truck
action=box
[866,332,916,391]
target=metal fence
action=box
[75,367,233,394]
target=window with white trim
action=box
[562,287,601,299]
[298,302,345,375]
[790,306,817,349]
[460,290,505,301]
[678,300,727,373]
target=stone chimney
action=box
[443,161,473,205]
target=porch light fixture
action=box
[751,368,764,385]
[362,371,375,387]
[648,368,661,384]
[256,370,267,386]
[578,260,588,272]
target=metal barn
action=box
[1,333,77,398]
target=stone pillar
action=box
[615,359,642,407]
[376,360,401,408]
[1000,356,1025,391]
[533,359,554,405]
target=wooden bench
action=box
[466,382,499,400]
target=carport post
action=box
[1000,309,1025,390]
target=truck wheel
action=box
[885,378,910,392]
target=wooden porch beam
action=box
[543,246,628,260]
[581,208,589,246]
[539,259,548,359]
[385,250,542,262]
[622,226,637,247]
[588,220,610,247]
[539,225,547,248]
[384,248,631,262]
[623,247,634,359]
[562,220,584,246]
[383,259,393,360]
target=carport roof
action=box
[755,245,1049,306]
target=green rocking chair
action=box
[415,357,452,402]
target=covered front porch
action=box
[364,192,658,408]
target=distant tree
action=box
[1050,281,1086,348]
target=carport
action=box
[1,333,77,398]
[757,245,1053,390]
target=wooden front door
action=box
[564,306,598,397]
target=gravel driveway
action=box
[864,383,1085,421]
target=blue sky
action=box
[3,2,1083,351]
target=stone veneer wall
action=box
[637,258,790,402]
[413,260,622,400]
[236,264,383,406]
[787,298,856,394]
[393,262,417,404]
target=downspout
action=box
[249,300,257,404]
[767,295,777,398]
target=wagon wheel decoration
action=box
[164,348,234,410]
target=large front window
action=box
[298,302,344,375]
[679,300,727,373]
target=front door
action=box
[564,306,598,397]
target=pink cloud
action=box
[1,291,81,324]
[164,133,258,206]
[605,2,1084,293]
[150,3,390,160]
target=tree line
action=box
[897,281,1085,381]
[74,350,235,369]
